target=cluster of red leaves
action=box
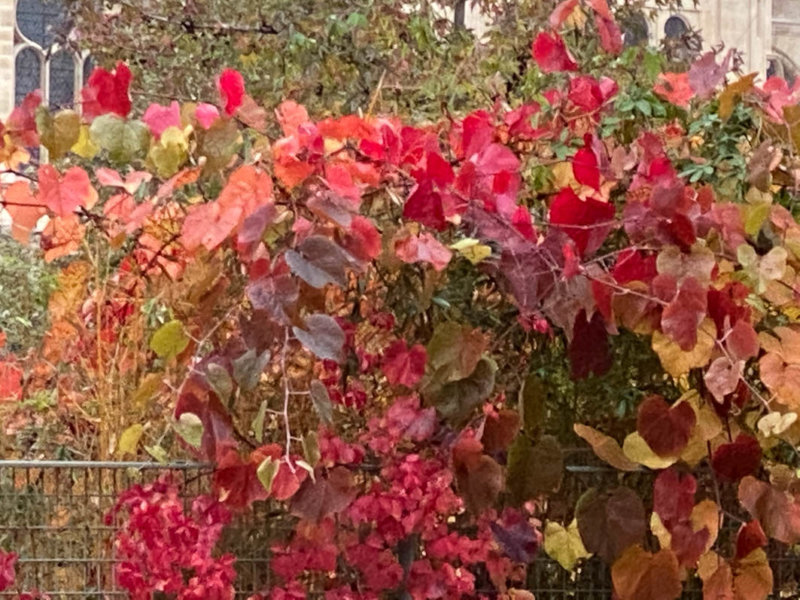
[105,478,237,600]
[259,397,538,600]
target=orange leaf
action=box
[611,545,682,600]
[2,180,45,243]
[38,164,98,217]
[40,215,86,262]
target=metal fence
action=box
[0,459,798,599]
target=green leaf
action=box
[507,434,563,503]
[89,114,150,163]
[173,412,204,449]
[635,100,652,117]
[149,320,189,359]
[302,431,320,467]
[196,117,242,172]
[433,357,496,424]
[145,444,169,464]
[252,400,267,443]
[310,380,334,426]
[147,126,189,178]
[520,372,547,436]
[257,456,279,493]
[232,349,271,392]
[206,363,233,402]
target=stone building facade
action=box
[0,1,799,118]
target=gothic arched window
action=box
[664,15,690,40]
[14,0,87,109]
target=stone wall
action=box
[0,0,14,118]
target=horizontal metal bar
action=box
[0,460,212,469]
[0,460,618,473]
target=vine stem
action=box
[281,327,295,472]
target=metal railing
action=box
[0,458,797,599]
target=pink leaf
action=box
[143,101,182,138]
[394,230,453,272]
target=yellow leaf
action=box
[551,161,577,190]
[681,389,723,465]
[71,124,99,159]
[573,424,639,471]
[450,238,492,265]
[691,499,721,553]
[564,5,588,30]
[543,519,591,571]
[650,512,671,549]
[131,373,163,408]
[117,424,144,457]
[150,320,190,359]
[147,126,189,178]
[622,432,677,469]
[652,318,716,378]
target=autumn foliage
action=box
[4,0,800,598]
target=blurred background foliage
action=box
[66,0,692,119]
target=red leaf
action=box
[341,216,382,264]
[549,187,615,257]
[404,152,457,230]
[712,434,761,482]
[738,476,800,544]
[5,90,41,147]
[217,68,245,116]
[612,249,657,284]
[382,340,427,388]
[727,320,759,362]
[80,62,132,118]
[290,466,357,521]
[0,551,17,592]
[595,14,623,55]
[736,520,767,560]
[670,523,709,568]
[572,135,601,190]
[653,469,696,530]
[481,409,521,453]
[452,435,504,514]
[531,31,578,73]
[653,72,694,108]
[660,276,707,351]
[569,310,612,379]
[38,165,98,218]
[174,379,234,462]
[213,446,269,510]
[636,395,696,457]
